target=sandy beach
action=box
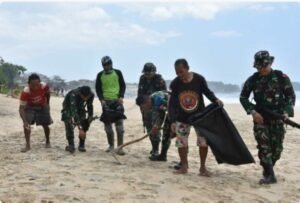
[0,94,299,203]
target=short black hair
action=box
[136,94,150,106]
[28,73,40,83]
[174,58,189,70]
[80,86,92,97]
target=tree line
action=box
[1,57,299,97]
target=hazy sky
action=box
[0,1,299,84]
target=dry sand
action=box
[0,94,299,203]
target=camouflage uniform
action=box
[240,70,295,166]
[148,91,171,160]
[61,87,94,149]
[137,73,166,155]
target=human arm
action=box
[281,73,296,117]
[87,93,94,121]
[240,76,264,124]
[200,75,220,105]
[95,72,104,103]
[116,69,126,103]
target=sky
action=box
[0,1,299,85]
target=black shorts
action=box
[25,105,53,126]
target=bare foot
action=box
[45,143,51,148]
[173,167,188,175]
[21,146,31,153]
[199,168,211,177]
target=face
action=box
[140,98,152,112]
[256,64,272,75]
[144,71,155,80]
[175,64,189,82]
[80,94,91,101]
[103,64,112,72]
[28,79,41,91]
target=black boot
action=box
[149,140,159,159]
[149,140,169,161]
[149,153,167,161]
[259,163,277,184]
[78,138,86,152]
[65,139,75,153]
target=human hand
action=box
[283,113,289,121]
[252,112,264,124]
[171,123,176,134]
[100,100,106,106]
[215,99,224,107]
[118,97,123,104]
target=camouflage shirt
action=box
[150,91,169,128]
[137,74,166,97]
[61,88,94,124]
[240,69,296,116]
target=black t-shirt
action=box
[168,72,218,123]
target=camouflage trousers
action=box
[104,119,124,147]
[143,111,161,142]
[253,120,286,166]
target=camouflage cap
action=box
[142,62,156,73]
[253,50,274,68]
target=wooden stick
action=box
[115,133,150,153]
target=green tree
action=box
[0,57,27,91]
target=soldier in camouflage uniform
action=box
[136,90,173,161]
[61,86,94,153]
[240,50,296,184]
[136,62,166,159]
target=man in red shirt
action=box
[19,73,52,152]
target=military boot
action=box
[259,163,277,184]
[78,138,86,152]
[149,140,159,159]
[149,140,169,161]
[65,139,75,153]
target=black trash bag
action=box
[100,101,127,124]
[189,103,255,165]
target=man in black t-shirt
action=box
[168,58,223,175]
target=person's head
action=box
[136,95,152,112]
[174,58,190,82]
[142,62,156,80]
[79,86,92,101]
[28,73,41,91]
[253,50,274,75]
[101,56,113,73]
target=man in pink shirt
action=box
[19,73,52,152]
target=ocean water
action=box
[127,90,300,110]
[215,91,300,110]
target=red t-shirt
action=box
[20,82,49,106]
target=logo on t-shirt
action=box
[178,91,199,113]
